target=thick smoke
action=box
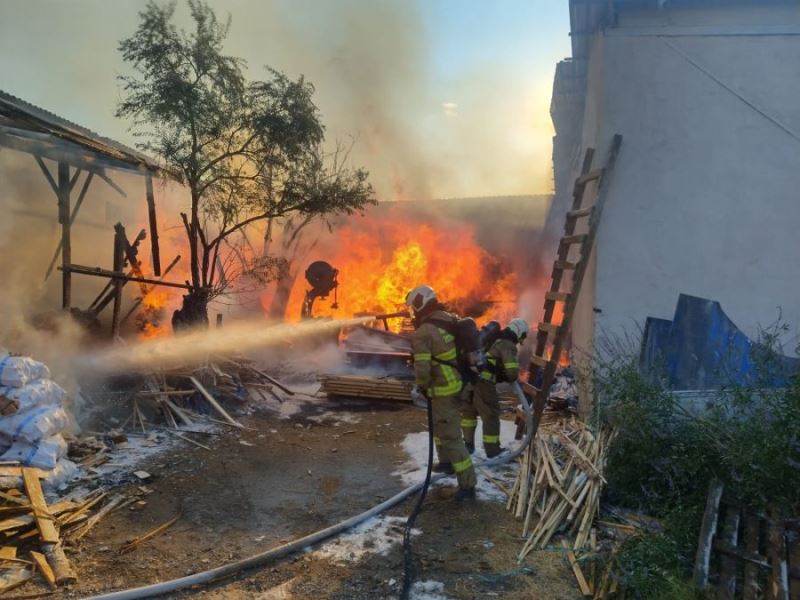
[0,0,556,201]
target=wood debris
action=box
[320,375,414,402]
[507,413,615,559]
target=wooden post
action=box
[719,505,742,599]
[145,173,161,276]
[216,313,223,328]
[694,479,724,590]
[744,514,762,600]
[57,161,71,309]
[111,224,126,338]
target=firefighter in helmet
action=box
[461,318,528,458]
[406,285,477,501]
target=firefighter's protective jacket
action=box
[411,310,462,398]
[480,337,520,383]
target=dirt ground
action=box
[19,392,580,600]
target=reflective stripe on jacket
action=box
[411,310,463,398]
[479,338,520,383]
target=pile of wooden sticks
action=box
[507,414,616,559]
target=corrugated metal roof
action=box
[0,88,165,175]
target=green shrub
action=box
[587,329,800,599]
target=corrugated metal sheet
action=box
[0,88,165,175]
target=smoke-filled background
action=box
[0,0,570,368]
[0,0,569,201]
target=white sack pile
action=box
[0,353,78,489]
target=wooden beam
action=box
[96,168,127,197]
[59,263,191,290]
[68,167,83,193]
[694,479,724,589]
[111,224,126,339]
[44,171,94,281]
[34,156,58,196]
[21,467,59,544]
[57,162,71,310]
[145,174,162,276]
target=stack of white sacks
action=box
[0,353,78,489]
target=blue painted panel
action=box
[639,294,799,390]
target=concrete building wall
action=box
[555,3,800,358]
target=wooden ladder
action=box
[526,134,623,435]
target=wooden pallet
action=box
[320,375,414,402]
[526,135,623,435]
[694,479,800,599]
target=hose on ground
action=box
[399,391,434,600]
[83,383,533,600]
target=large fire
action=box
[278,213,519,330]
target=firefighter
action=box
[462,318,528,458]
[405,284,477,501]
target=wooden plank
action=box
[0,546,16,559]
[545,291,570,302]
[111,223,126,339]
[744,514,762,600]
[42,542,77,585]
[189,377,243,428]
[769,519,790,600]
[22,467,59,544]
[719,505,742,600]
[561,234,588,245]
[145,173,161,276]
[576,168,604,185]
[120,513,180,554]
[787,522,800,600]
[694,478,724,589]
[44,171,94,281]
[58,161,71,310]
[553,260,578,271]
[34,156,58,196]
[714,540,770,569]
[58,263,191,289]
[538,322,560,334]
[567,206,593,219]
[562,540,592,597]
[30,550,56,589]
[530,354,551,369]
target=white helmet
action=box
[405,285,437,314]
[508,318,529,342]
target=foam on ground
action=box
[393,418,519,500]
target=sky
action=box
[0,0,571,200]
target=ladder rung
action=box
[561,234,588,245]
[553,260,578,271]
[576,168,604,185]
[567,207,593,219]
[545,291,570,302]
[521,382,543,397]
[530,354,552,369]
[538,322,560,334]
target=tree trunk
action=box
[171,288,210,332]
[189,189,201,289]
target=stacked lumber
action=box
[320,375,414,402]
[0,466,130,594]
[507,413,615,559]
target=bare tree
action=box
[117,0,374,325]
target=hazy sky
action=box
[0,0,571,200]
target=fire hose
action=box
[83,383,533,600]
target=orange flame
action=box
[279,211,518,330]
